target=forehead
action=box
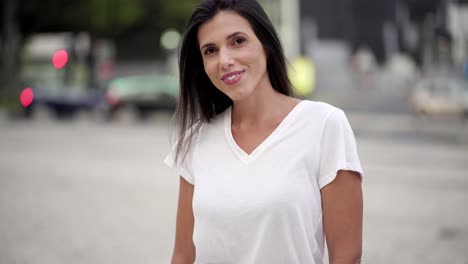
[197,11,256,44]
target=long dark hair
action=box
[174,0,293,162]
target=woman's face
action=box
[197,11,269,101]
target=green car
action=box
[104,74,179,120]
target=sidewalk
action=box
[348,111,468,145]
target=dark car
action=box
[20,83,106,119]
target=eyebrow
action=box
[200,32,246,51]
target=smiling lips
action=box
[221,70,245,85]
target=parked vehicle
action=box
[102,74,179,120]
[410,75,468,117]
[20,84,105,119]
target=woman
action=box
[164,0,363,263]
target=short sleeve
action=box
[318,109,363,189]
[164,144,195,185]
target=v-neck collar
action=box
[224,100,305,164]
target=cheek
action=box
[203,60,217,81]
[245,46,267,70]
[203,60,226,92]
[250,53,267,76]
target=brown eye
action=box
[204,47,216,55]
[233,37,246,46]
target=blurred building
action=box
[300,0,468,68]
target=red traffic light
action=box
[52,49,69,69]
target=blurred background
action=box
[1,0,468,263]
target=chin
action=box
[224,87,254,102]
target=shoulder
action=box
[194,106,230,144]
[203,106,230,131]
[298,100,344,123]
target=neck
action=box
[230,78,298,127]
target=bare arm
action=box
[171,177,196,264]
[321,170,363,264]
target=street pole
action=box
[1,0,20,102]
[280,0,300,60]
[259,0,301,60]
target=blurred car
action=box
[20,83,105,119]
[103,74,179,120]
[410,75,468,117]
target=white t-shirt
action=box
[164,100,363,264]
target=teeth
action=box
[225,72,240,81]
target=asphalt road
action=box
[1,111,468,264]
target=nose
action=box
[219,48,234,70]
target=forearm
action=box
[322,171,363,264]
[171,253,194,264]
[172,177,195,264]
[329,252,362,264]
